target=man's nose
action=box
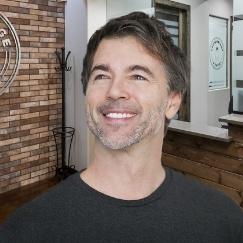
[105,78,130,100]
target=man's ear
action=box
[165,92,182,120]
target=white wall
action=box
[234,0,243,16]
[65,0,88,170]
[106,0,151,20]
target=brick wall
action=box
[0,0,65,193]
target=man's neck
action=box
[80,138,165,200]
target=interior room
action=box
[0,0,242,226]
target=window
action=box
[153,0,191,122]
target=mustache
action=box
[97,101,142,114]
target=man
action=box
[1,12,243,242]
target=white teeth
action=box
[106,113,135,118]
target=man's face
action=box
[85,37,178,150]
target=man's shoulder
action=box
[2,172,81,223]
[167,167,242,212]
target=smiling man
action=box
[1,12,243,243]
[81,35,180,200]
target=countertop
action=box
[168,120,232,142]
[218,114,243,126]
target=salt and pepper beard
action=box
[85,100,168,150]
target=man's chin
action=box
[99,137,138,150]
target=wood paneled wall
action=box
[162,126,243,208]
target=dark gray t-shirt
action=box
[1,167,243,242]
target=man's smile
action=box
[105,113,136,118]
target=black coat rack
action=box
[53,47,77,178]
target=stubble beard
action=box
[85,102,166,150]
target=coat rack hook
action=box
[54,48,72,72]
[65,51,72,71]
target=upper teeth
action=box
[106,113,135,118]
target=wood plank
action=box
[220,170,243,191]
[163,140,243,175]
[162,153,221,183]
[162,153,243,190]
[229,126,243,143]
[164,130,243,159]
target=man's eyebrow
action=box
[128,65,154,78]
[91,64,110,74]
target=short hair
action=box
[81,11,189,96]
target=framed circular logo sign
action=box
[210,37,224,70]
[0,12,21,96]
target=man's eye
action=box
[133,75,146,81]
[94,74,108,80]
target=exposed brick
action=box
[0,149,21,159]
[10,97,29,104]
[21,134,39,142]
[0,115,21,123]
[0,99,10,106]
[20,80,38,86]
[0,0,64,193]
[10,174,30,184]
[0,92,20,99]
[31,168,48,177]
[2,126,20,134]
[9,104,20,110]
[6,12,20,18]
[20,2,38,10]
[19,69,39,75]
[1,160,20,169]
[20,24,38,31]
[30,9,48,16]
[9,6,30,14]
[30,42,48,48]
[9,130,30,139]
[21,144,40,153]
[9,17,30,25]
[18,30,31,36]
[31,136,49,146]
[0,5,8,11]
[0,145,10,155]
[10,152,30,162]
[30,84,49,91]
[0,134,9,140]
[20,101,40,108]
[29,96,46,102]
[0,122,9,129]
[40,5,57,12]
[10,108,30,115]
[0,111,9,117]
[0,157,10,165]
[0,171,21,182]
[10,86,30,93]
[21,155,40,164]
[0,168,10,176]
[1,1,19,7]
[20,122,40,131]
[39,170,55,181]
[20,177,39,187]
[29,0,48,5]
[10,163,30,173]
